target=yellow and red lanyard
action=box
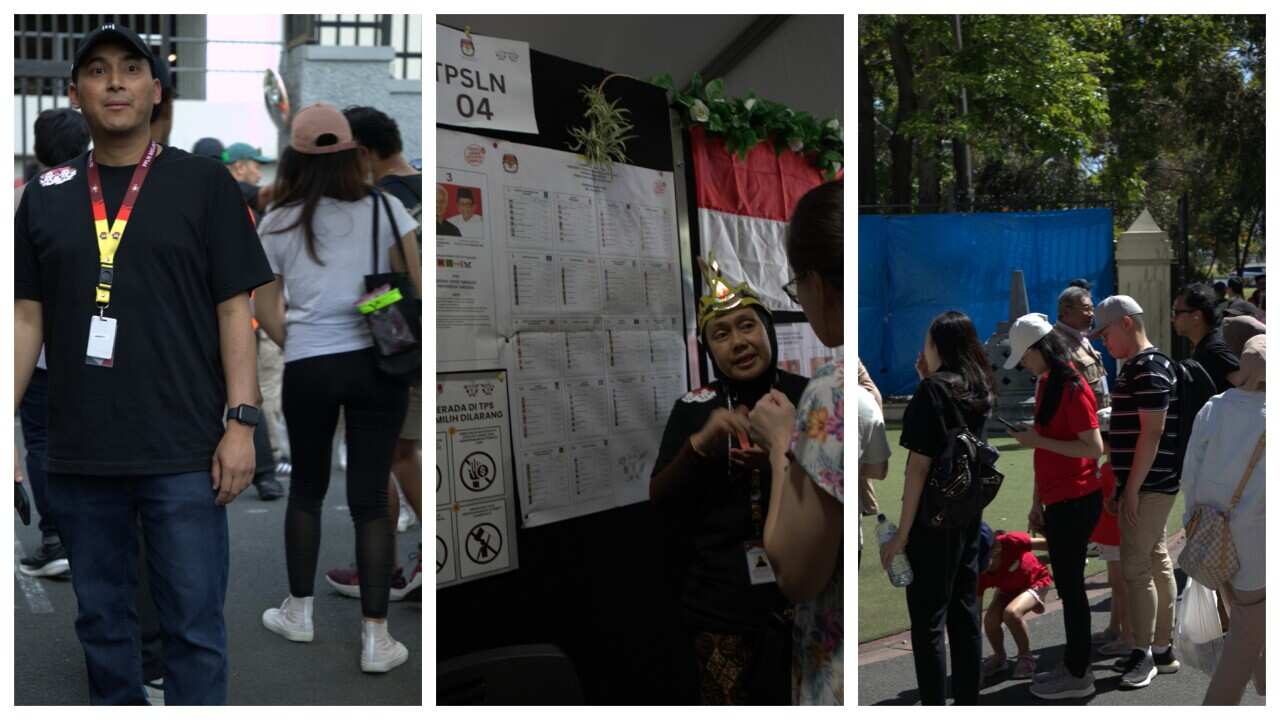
[86,140,159,311]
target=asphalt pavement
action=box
[858,572,1264,706]
[14,430,422,706]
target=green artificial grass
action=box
[857,425,1186,643]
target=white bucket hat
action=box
[1005,313,1055,370]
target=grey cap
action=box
[1090,295,1144,339]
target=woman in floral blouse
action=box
[749,179,844,705]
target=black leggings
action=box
[282,348,409,619]
[1044,489,1103,677]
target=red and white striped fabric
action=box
[688,125,831,311]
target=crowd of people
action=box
[863,274,1265,705]
[649,179,845,706]
[13,24,422,705]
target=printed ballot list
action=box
[438,129,687,528]
[436,372,519,588]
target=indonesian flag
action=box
[688,125,832,311]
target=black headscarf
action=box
[699,305,783,410]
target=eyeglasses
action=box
[778,274,798,302]
[1171,307,1196,316]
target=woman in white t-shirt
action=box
[253,103,421,674]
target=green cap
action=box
[221,142,274,164]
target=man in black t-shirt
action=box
[343,106,422,226]
[1091,295,1181,690]
[13,24,272,705]
[1173,283,1240,394]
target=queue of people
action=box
[874,278,1264,705]
[13,23,421,705]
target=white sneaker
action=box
[361,624,409,673]
[143,679,165,706]
[262,595,314,642]
[397,502,417,533]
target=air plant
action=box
[566,74,637,175]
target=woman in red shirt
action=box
[1006,313,1104,700]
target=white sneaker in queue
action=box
[361,621,409,673]
[262,595,314,642]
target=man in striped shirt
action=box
[1092,295,1181,690]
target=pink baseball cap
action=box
[290,103,358,155]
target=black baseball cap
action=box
[192,137,226,159]
[70,23,156,82]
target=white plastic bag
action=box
[1175,577,1226,674]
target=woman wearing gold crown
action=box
[649,257,810,704]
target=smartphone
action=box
[995,416,1024,432]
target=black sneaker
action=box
[1114,648,1146,674]
[20,541,70,577]
[1154,646,1180,674]
[254,474,285,501]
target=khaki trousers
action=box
[1119,491,1177,647]
[256,331,289,461]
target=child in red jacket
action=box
[979,522,1054,680]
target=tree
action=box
[858,14,1265,278]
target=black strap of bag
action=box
[370,189,410,275]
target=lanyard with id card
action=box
[728,392,777,585]
[84,141,160,367]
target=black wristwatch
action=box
[226,404,261,427]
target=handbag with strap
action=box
[359,189,421,383]
[920,377,1005,529]
[1180,432,1265,590]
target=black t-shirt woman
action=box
[882,311,994,705]
[650,270,807,705]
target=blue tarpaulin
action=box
[859,208,1115,396]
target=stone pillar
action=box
[1115,209,1173,356]
[983,269,1037,435]
[278,45,421,160]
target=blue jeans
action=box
[47,471,229,705]
[18,368,56,542]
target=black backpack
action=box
[920,381,1005,529]
[1149,350,1216,475]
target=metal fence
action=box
[284,14,421,80]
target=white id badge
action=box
[745,541,777,585]
[85,316,118,367]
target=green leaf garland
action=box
[651,72,843,180]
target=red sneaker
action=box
[324,565,411,601]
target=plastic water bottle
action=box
[876,514,914,587]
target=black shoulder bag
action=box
[360,189,421,384]
[921,383,1004,529]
